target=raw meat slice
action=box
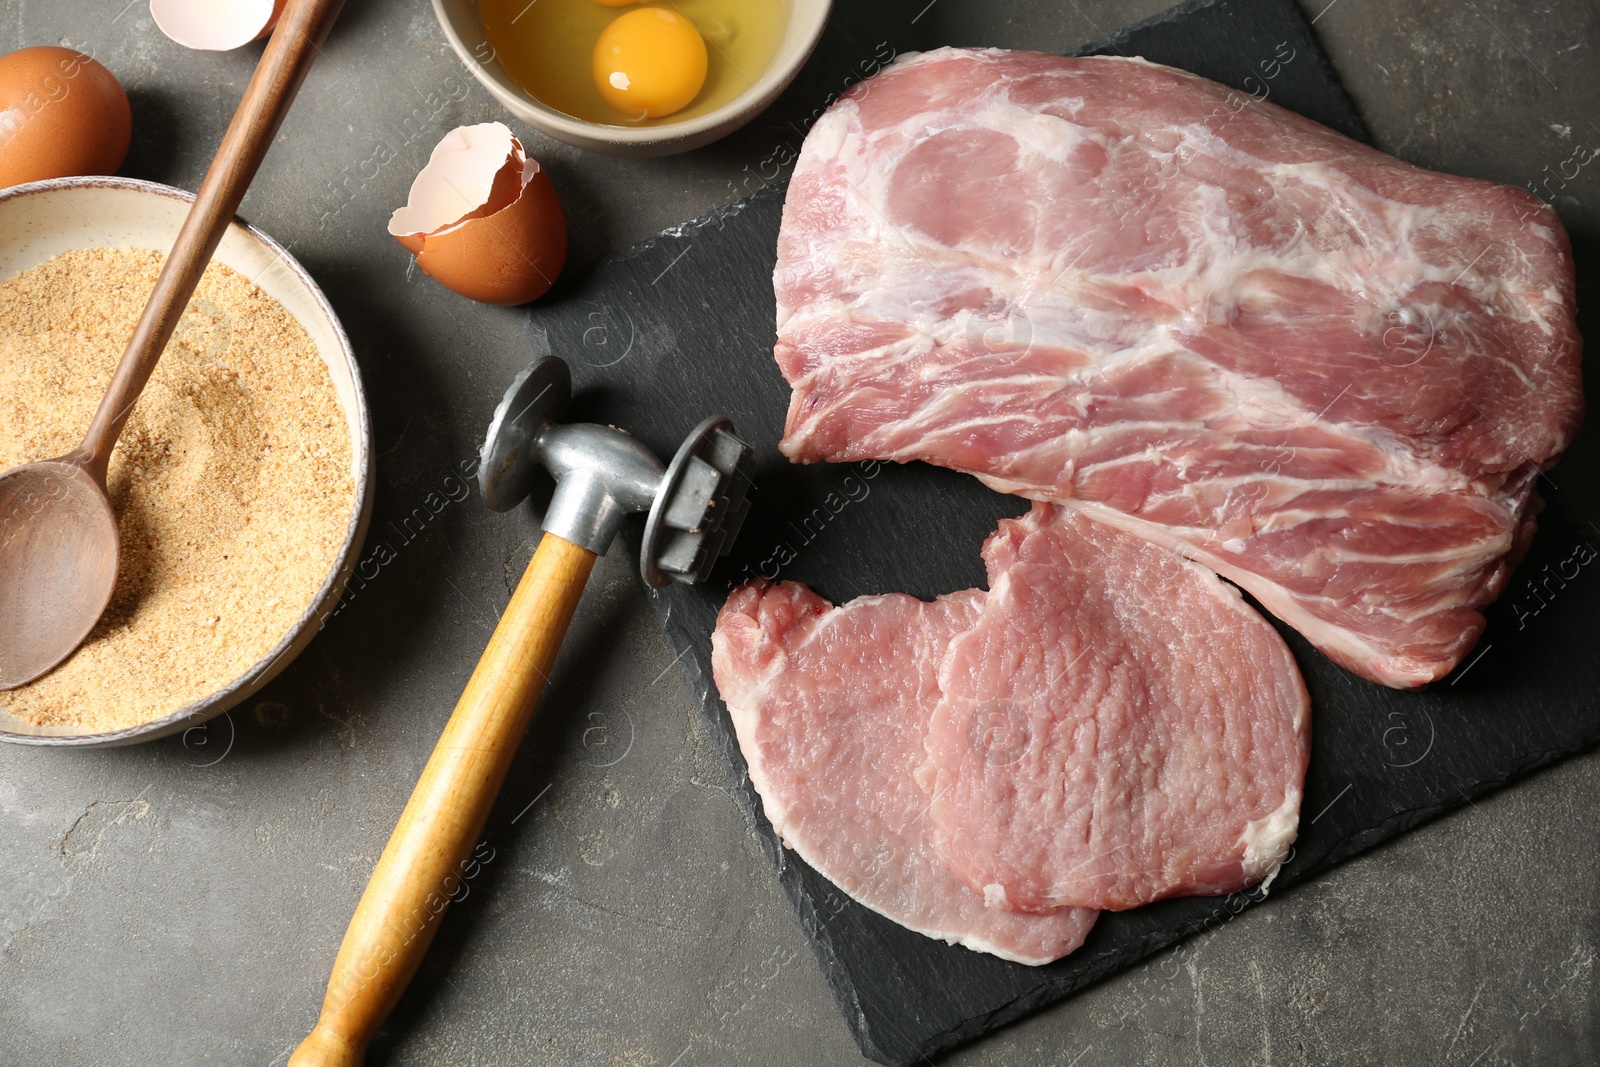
[711,580,1098,965]
[774,47,1583,688]
[927,503,1311,913]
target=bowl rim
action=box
[0,175,374,748]
[432,0,833,147]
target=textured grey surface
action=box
[0,1,1596,1065]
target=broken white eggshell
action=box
[151,0,286,51]
[388,121,567,306]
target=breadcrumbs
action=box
[0,247,355,731]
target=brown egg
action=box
[388,123,567,306]
[0,47,132,188]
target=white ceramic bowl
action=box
[433,0,832,156]
[0,177,373,747]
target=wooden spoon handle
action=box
[74,0,346,481]
[289,532,598,1067]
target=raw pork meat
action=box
[926,504,1311,912]
[712,581,1098,964]
[711,503,1309,940]
[774,47,1583,688]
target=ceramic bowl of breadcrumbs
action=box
[0,176,372,747]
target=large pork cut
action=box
[712,582,1098,965]
[926,504,1310,912]
[774,47,1583,688]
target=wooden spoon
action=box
[0,0,345,690]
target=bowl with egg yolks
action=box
[434,0,831,155]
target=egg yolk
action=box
[592,7,707,120]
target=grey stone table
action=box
[1,1,1596,1064]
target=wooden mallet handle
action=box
[289,532,597,1067]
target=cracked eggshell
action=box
[151,0,286,51]
[388,121,567,306]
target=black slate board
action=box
[520,1,1600,1062]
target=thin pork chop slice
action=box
[927,504,1311,913]
[712,581,1098,965]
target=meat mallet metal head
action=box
[477,355,753,584]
